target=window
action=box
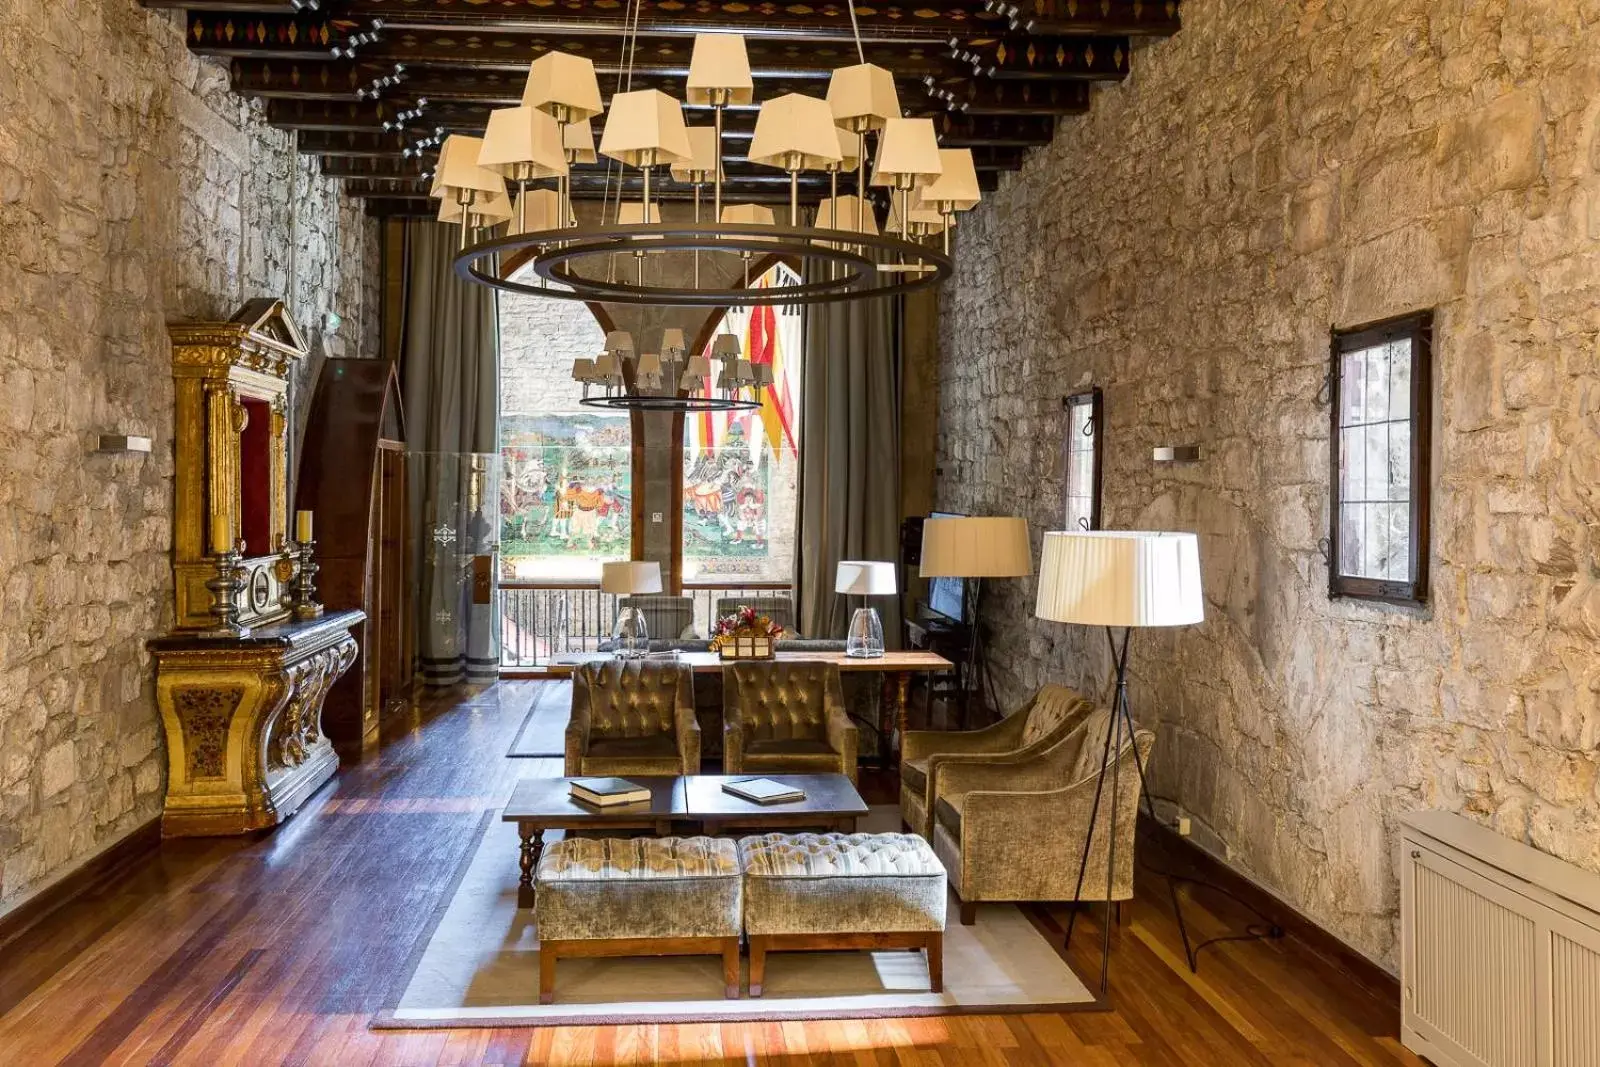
[1063,388,1103,532]
[1329,311,1432,604]
[497,283,632,581]
[680,262,803,585]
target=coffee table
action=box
[502,773,870,908]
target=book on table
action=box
[569,777,651,807]
[721,778,806,805]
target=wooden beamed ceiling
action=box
[147,0,1181,216]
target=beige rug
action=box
[374,808,1100,1028]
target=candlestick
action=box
[292,538,324,619]
[202,548,250,638]
[295,509,314,543]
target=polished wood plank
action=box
[0,681,1423,1066]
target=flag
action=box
[746,297,797,455]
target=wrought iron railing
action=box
[499,580,795,669]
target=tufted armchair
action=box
[899,684,1095,838]
[928,707,1155,924]
[723,662,858,785]
[565,659,700,777]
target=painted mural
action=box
[500,413,631,576]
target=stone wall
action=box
[0,1,378,915]
[937,0,1600,969]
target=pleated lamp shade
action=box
[434,135,506,196]
[521,51,604,122]
[871,118,943,189]
[919,148,981,212]
[826,63,901,131]
[670,126,724,183]
[835,560,898,596]
[509,188,572,234]
[686,33,753,106]
[599,89,692,168]
[563,118,598,164]
[747,94,843,171]
[919,517,1031,578]
[477,105,569,178]
[1035,531,1204,628]
[600,560,663,595]
[437,184,514,224]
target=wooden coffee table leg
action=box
[518,824,544,909]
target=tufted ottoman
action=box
[535,836,742,1003]
[738,832,946,997]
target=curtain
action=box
[797,290,903,646]
[401,222,502,686]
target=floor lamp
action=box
[918,516,1032,725]
[1034,530,1204,993]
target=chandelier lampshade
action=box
[871,118,943,190]
[681,355,712,391]
[919,148,982,213]
[831,127,863,172]
[671,126,725,184]
[826,63,901,131]
[562,118,598,164]
[660,328,687,359]
[886,190,946,236]
[618,202,663,225]
[748,94,844,171]
[437,185,514,226]
[635,353,664,389]
[521,51,604,123]
[509,188,572,234]
[604,331,636,358]
[712,334,742,360]
[434,135,507,198]
[686,33,754,106]
[815,194,878,234]
[477,106,568,179]
[600,89,692,168]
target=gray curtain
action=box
[797,291,903,647]
[401,221,502,685]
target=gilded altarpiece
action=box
[151,300,364,837]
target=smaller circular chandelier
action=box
[575,328,765,413]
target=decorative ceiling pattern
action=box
[145,0,1181,215]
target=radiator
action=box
[1401,812,1600,1067]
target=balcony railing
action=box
[499,580,795,670]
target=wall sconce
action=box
[98,434,153,454]
[1153,445,1201,463]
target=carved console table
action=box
[150,610,364,837]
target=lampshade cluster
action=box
[443,35,983,309]
[570,327,772,412]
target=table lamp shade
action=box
[478,106,568,177]
[826,63,901,130]
[748,93,843,170]
[435,135,506,195]
[835,560,897,596]
[599,89,692,167]
[871,118,943,188]
[563,118,598,164]
[814,195,878,234]
[670,126,724,183]
[919,517,1031,578]
[919,148,981,211]
[522,51,604,122]
[686,33,753,106]
[1035,531,1204,628]
[600,560,663,595]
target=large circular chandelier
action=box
[430,7,984,410]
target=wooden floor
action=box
[0,682,1424,1066]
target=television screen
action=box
[924,511,966,623]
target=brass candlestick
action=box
[292,538,324,619]
[203,547,250,638]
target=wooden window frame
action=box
[1327,311,1433,605]
[1062,388,1104,533]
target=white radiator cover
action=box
[1401,812,1600,1067]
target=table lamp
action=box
[1035,529,1204,992]
[835,560,897,658]
[601,560,663,658]
[918,516,1032,718]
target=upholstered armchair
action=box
[899,684,1095,838]
[723,662,858,784]
[565,659,700,777]
[927,708,1155,924]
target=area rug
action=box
[506,684,570,758]
[373,807,1100,1028]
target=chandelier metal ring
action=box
[453,222,952,307]
[578,393,761,412]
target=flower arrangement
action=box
[710,606,785,659]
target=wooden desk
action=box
[544,651,954,765]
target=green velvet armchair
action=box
[724,661,858,785]
[899,684,1095,838]
[565,659,700,777]
[926,708,1155,924]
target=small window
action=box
[1063,388,1103,532]
[1329,311,1432,604]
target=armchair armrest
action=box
[564,683,593,775]
[932,742,1078,800]
[824,701,859,784]
[673,669,701,774]
[723,679,748,775]
[900,712,1030,763]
